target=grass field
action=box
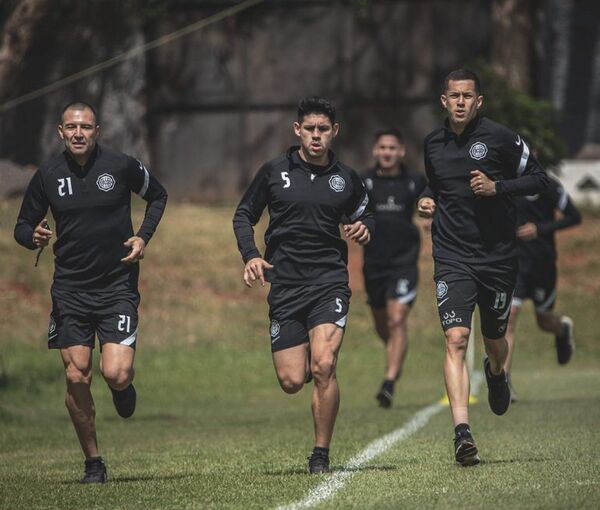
[1,198,599,509]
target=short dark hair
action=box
[374,128,404,144]
[443,69,482,95]
[297,96,336,124]
[60,101,99,125]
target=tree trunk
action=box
[490,0,535,92]
[0,0,54,101]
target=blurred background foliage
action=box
[1,0,599,199]
[473,61,567,171]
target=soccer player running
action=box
[361,129,426,408]
[233,97,374,474]
[417,69,550,466]
[14,102,167,483]
[504,176,581,400]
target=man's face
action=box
[440,80,482,130]
[373,134,405,170]
[58,107,99,161]
[293,113,339,160]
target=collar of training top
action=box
[287,145,338,174]
[63,143,100,173]
[373,163,408,179]
[443,114,482,141]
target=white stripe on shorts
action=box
[396,289,417,304]
[535,289,556,312]
[335,315,348,328]
[120,329,138,346]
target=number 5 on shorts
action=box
[335,298,343,313]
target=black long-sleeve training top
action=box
[233,146,375,285]
[422,115,550,264]
[515,175,581,268]
[361,166,427,270]
[14,144,167,291]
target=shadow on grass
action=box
[337,464,399,473]
[518,396,600,406]
[60,473,194,484]
[265,464,399,476]
[103,413,189,423]
[353,403,432,414]
[479,457,553,466]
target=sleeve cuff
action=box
[242,249,262,264]
[536,223,553,235]
[16,227,38,250]
[136,231,151,245]
[24,239,38,250]
[419,187,434,200]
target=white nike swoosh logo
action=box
[438,297,449,307]
[515,135,522,146]
[497,305,511,320]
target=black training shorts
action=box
[434,258,517,339]
[513,259,557,312]
[48,285,140,350]
[363,264,418,309]
[267,282,351,352]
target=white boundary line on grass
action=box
[276,372,484,510]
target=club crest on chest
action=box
[329,175,345,192]
[96,173,116,192]
[469,142,488,161]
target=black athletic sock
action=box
[110,384,131,395]
[85,456,104,464]
[485,361,505,379]
[382,379,395,393]
[312,447,329,457]
[454,423,471,437]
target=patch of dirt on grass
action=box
[0,280,36,299]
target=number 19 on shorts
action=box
[493,292,507,310]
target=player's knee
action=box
[278,376,304,394]
[311,354,337,383]
[64,363,92,386]
[444,329,469,353]
[102,365,133,390]
[387,313,407,332]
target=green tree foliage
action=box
[474,62,567,171]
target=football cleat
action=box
[110,384,136,418]
[81,456,107,484]
[375,380,394,408]
[555,316,574,365]
[484,358,511,416]
[454,429,480,466]
[307,450,330,474]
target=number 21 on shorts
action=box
[118,314,131,333]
